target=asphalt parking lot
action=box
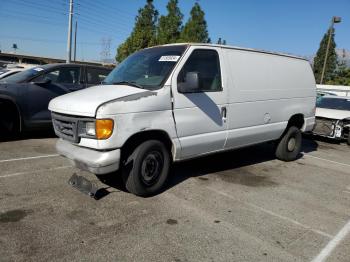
[0,134,349,262]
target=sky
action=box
[0,0,349,62]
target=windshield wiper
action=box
[112,81,144,89]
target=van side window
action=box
[177,49,222,92]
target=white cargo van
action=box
[49,44,316,196]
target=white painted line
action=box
[303,154,350,168]
[0,166,72,178]
[207,186,333,239]
[342,191,350,194]
[311,219,350,262]
[0,154,59,163]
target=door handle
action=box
[221,106,227,119]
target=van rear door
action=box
[171,46,228,159]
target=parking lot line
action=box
[206,186,333,239]
[303,154,350,168]
[311,219,350,262]
[0,165,72,178]
[0,154,59,163]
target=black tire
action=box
[0,103,20,140]
[122,140,171,197]
[275,126,302,161]
[347,134,350,146]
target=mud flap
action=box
[68,174,98,198]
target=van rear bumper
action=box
[302,117,316,132]
[56,139,120,175]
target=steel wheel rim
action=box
[287,137,296,152]
[140,151,163,186]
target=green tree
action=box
[116,0,158,62]
[327,61,350,86]
[156,0,183,45]
[180,2,209,43]
[313,29,337,84]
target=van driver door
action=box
[171,46,228,159]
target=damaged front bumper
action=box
[313,117,349,140]
[56,139,120,174]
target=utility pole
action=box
[320,16,341,84]
[73,21,77,62]
[66,0,74,63]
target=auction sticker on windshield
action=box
[158,56,180,62]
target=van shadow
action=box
[99,137,319,197]
[164,139,318,191]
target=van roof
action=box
[160,43,308,61]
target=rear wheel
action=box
[347,133,350,146]
[122,140,171,197]
[275,126,302,161]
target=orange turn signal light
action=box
[96,119,114,140]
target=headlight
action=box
[85,122,96,136]
[82,119,114,139]
[96,119,114,140]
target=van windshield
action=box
[104,45,187,89]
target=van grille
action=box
[313,118,335,137]
[52,113,80,143]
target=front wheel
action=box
[275,126,302,161]
[122,140,171,197]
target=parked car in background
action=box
[49,43,316,196]
[313,95,350,144]
[0,63,112,137]
[0,64,36,80]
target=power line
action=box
[0,35,101,46]
[76,10,132,31]
[81,0,135,18]
[76,4,133,25]
[76,15,130,34]
[8,0,66,15]
[75,4,133,31]
[0,8,66,22]
[0,13,66,28]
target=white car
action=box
[314,95,350,144]
[49,43,316,196]
[0,69,22,79]
[0,64,36,79]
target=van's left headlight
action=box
[85,122,96,136]
[82,119,114,140]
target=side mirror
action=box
[178,72,200,93]
[32,78,52,85]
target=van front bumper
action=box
[56,139,120,175]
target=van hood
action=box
[316,107,350,120]
[49,84,146,117]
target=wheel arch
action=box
[287,113,305,130]
[121,129,175,162]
